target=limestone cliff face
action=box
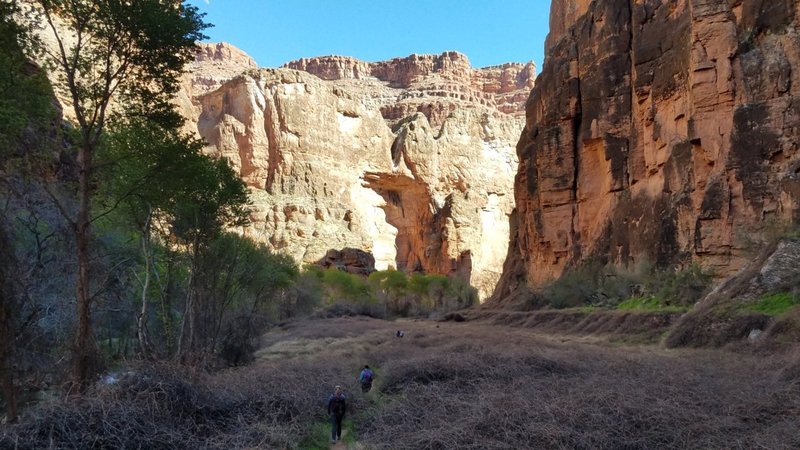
[363,110,519,298]
[176,42,258,132]
[285,52,535,127]
[191,52,524,299]
[196,69,398,269]
[493,0,800,303]
[190,42,258,95]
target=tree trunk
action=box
[72,144,96,391]
[159,255,175,355]
[0,226,17,423]
[136,208,153,358]
[0,365,16,424]
[177,236,200,360]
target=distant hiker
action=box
[359,365,374,393]
[396,329,404,338]
[327,385,347,443]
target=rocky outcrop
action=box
[316,248,376,276]
[362,111,519,297]
[666,238,800,348]
[194,65,522,299]
[493,0,800,304]
[285,52,535,127]
[176,42,258,131]
[190,42,258,95]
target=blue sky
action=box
[187,0,551,70]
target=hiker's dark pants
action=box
[331,413,344,440]
[361,381,372,393]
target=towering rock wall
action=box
[196,69,398,269]
[190,50,530,299]
[494,0,800,303]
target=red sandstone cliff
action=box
[493,0,800,304]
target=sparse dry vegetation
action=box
[3,318,798,449]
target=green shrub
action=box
[285,270,324,318]
[313,268,476,318]
[650,263,713,307]
[538,261,713,310]
[539,261,638,309]
[322,268,373,304]
[747,292,799,316]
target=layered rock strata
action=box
[285,52,535,127]
[194,63,522,299]
[493,0,800,304]
[176,42,258,131]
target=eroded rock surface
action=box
[285,52,535,127]
[196,69,397,269]
[176,42,259,131]
[190,50,528,299]
[493,0,800,304]
[666,238,800,347]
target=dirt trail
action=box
[330,429,347,449]
[331,429,364,450]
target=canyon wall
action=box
[22,0,533,300]
[493,0,800,303]
[285,52,535,126]
[188,49,532,299]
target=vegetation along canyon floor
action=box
[3,316,799,449]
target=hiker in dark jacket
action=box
[359,365,374,393]
[327,385,346,443]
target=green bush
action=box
[312,268,477,318]
[747,293,799,316]
[537,261,713,310]
[539,261,633,309]
[649,263,713,307]
[285,269,324,318]
[322,268,373,304]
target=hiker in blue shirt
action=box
[327,385,346,443]
[359,365,374,393]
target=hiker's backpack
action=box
[331,394,346,415]
[362,369,373,383]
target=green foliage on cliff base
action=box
[305,267,477,318]
[537,261,713,311]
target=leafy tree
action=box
[95,117,251,360]
[0,3,53,159]
[17,0,208,387]
[283,268,324,319]
[171,157,250,359]
[322,269,373,305]
[197,233,297,365]
[369,270,409,315]
[96,118,215,357]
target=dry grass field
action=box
[2,316,799,449]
